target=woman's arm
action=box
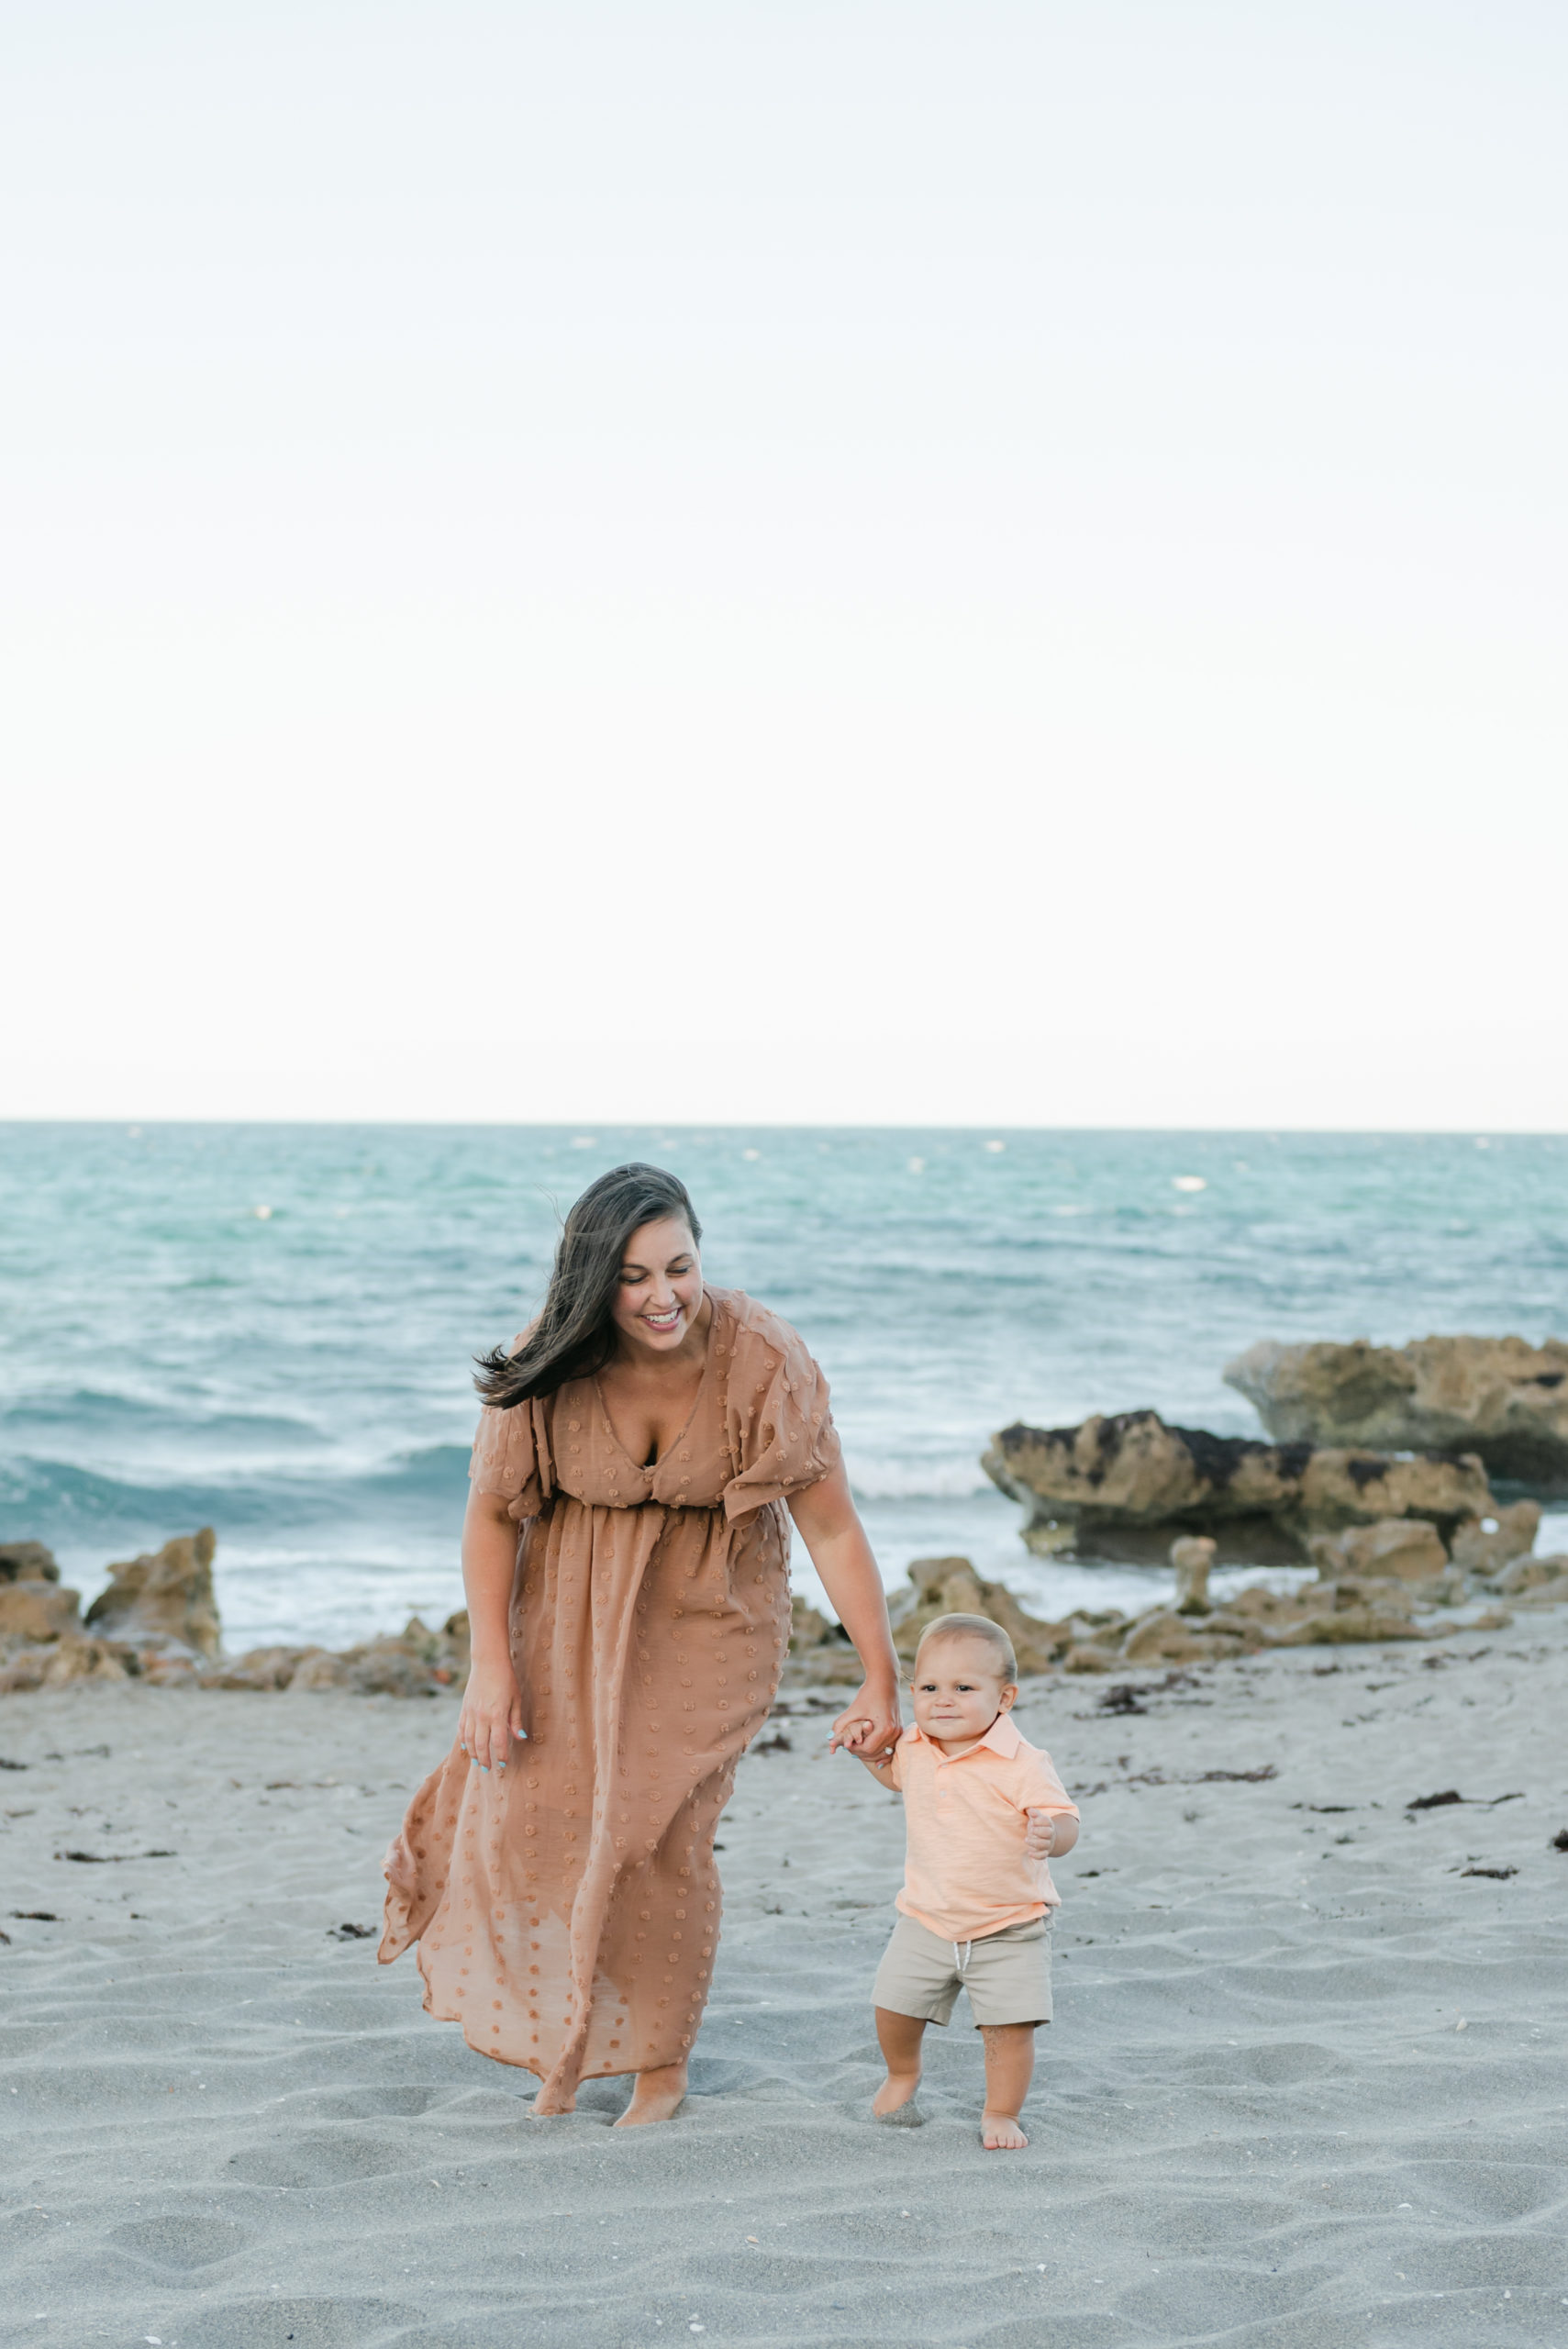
[456,1484,527,1773]
[787,1461,902,1760]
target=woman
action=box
[381,1163,901,2126]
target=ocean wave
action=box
[0,1442,473,1548]
[845,1458,993,1501]
[0,1390,333,1453]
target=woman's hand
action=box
[458,1484,526,1774]
[788,1468,904,1761]
[828,1679,903,1761]
[458,1657,526,1774]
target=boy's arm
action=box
[1019,1753,1081,1859]
[1024,1806,1078,1858]
[851,1748,901,1789]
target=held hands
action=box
[828,1681,902,1762]
[457,1657,528,1775]
[1023,1807,1057,1861]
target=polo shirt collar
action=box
[906,1709,1023,1759]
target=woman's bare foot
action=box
[613,2060,688,2128]
[530,2088,577,2118]
[981,2109,1029,2150]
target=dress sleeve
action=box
[468,1335,553,1520]
[721,1310,842,1524]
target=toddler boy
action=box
[844,1611,1079,2149]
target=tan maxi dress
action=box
[380,1287,840,2106]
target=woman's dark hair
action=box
[474,1163,703,1409]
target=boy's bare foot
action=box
[873,2070,922,2120]
[980,2110,1029,2150]
[613,2060,688,2127]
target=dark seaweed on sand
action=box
[1407,1789,1523,1810]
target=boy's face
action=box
[909,1634,1017,1747]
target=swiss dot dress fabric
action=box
[380,1289,840,2104]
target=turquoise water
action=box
[2,1124,1565,1649]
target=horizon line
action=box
[2,1118,1563,1141]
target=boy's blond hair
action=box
[912,1612,1018,1684]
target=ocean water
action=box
[3,1123,1566,1653]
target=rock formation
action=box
[5,1497,1561,1701]
[0,1580,83,1644]
[787,1598,867,1685]
[0,1541,61,1585]
[1307,1518,1449,1584]
[83,1529,222,1657]
[0,1541,87,1660]
[150,1609,473,1696]
[0,1523,472,1697]
[886,1557,1069,1675]
[782,1520,1556,1690]
[1171,1536,1216,1614]
[1448,1501,1541,1575]
[982,1410,1493,1563]
[1224,1336,1568,1493]
[1493,1553,1568,1598]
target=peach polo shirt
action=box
[888,1712,1080,1942]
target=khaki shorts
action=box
[873,1911,1052,2029]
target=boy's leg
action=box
[872,1918,962,2121]
[979,2023,1036,2150]
[873,2008,928,2117]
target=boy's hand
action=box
[1023,1808,1056,1860]
[828,1680,901,1759]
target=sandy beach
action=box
[4,1622,1567,2349]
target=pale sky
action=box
[5,2,1565,1130]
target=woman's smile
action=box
[609,1215,708,1359]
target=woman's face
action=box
[609,1216,704,1358]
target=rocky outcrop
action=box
[1171,1536,1216,1614]
[886,1558,1068,1675]
[0,1542,88,1673]
[1449,1501,1541,1575]
[1,1603,473,1698]
[0,1522,473,1697]
[983,1410,1493,1563]
[1224,1337,1568,1493]
[83,1529,222,1657]
[787,1598,867,1685]
[0,1542,61,1585]
[0,1581,83,1644]
[283,1615,471,1697]
[1492,1553,1568,1598]
[0,1635,135,1690]
[1307,1518,1449,1584]
[785,1559,1095,1686]
[785,1524,1549,1690]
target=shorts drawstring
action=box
[952,1939,973,1978]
